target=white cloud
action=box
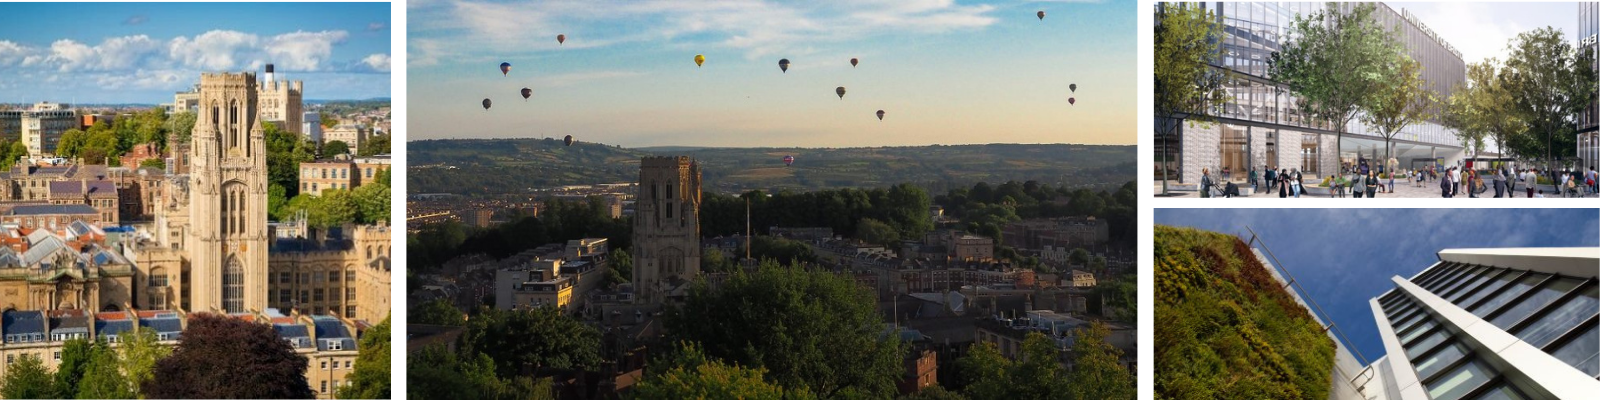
[0,40,39,67]
[362,53,391,72]
[414,0,1002,63]
[264,30,349,71]
[367,22,387,32]
[168,30,260,71]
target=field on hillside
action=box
[408,138,1134,195]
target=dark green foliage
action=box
[407,197,631,274]
[699,185,932,245]
[0,354,54,399]
[665,261,904,398]
[323,140,351,158]
[360,134,391,156]
[460,306,603,376]
[54,338,94,397]
[934,181,1137,247]
[144,314,313,398]
[266,120,318,198]
[635,341,812,400]
[408,344,554,400]
[1154,226,1335,400]
[412,298,467,326]
[339,318,391,400]
[748,236,818,265]
[408,139,1134,195]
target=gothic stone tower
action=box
[633,156,702,303]
[187,72,269,314]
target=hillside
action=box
[408,138,1134,195]
[1154,225,1335,399]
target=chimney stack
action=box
[264,64,276,86]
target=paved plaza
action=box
[1154,179,1599,198]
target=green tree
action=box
[701,247,735,274]
[7,142,27,169]
[57,129,88,158]
[1442,63,1496,161]
[667,261,904,397]
[634,341,811,400]
[606,248,633,287]
[855,217,901,248]
[117,327,171,397]
[0,354,55,399]
[1154,3,1230,194]
[170,111,196,144]
[1068,248,1090,267]
[139,158,166,170]
[319,111,339,129]
[1271,2,1404,171]
[360,134,391,156]
[413,298,467,326]
[84,128,120,165]
[900,386,966,400]
[324,140,351,158]
[76,342,136,399]
[1065,321,1134,400]
[460,306,602,376]
[1361,55,1436,168]
[268,183,289,221]
[54,338,95,398]
[955,341,1012,400]
[408,345,553,400]
[338,318,391,400]
[1504,27,1597,170]
[352,179,391,224]
[309,189,359,228]
[266,121,316,197]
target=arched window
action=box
[223,257,244,313]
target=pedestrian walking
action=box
[1351,170,1365,200]
[1450,167,1461,197]
[1200,168,1213,198]
[1279,169,1289,198]
[1249,167,1259,193]
[1524,169,1538,198]
[1292,169,1303,198]
[1492,169,1506,198]
[1365,171,1379,198]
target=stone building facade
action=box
[258,64,304,136]
[632,156,701,303]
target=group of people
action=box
[1237,166,1303,198]
[1203,163,1599,199]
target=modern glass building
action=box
[1368,248,1599,399]
[1156,2,1482,186]
[1580,3,1599,170]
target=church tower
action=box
[633,156,702,303]
[186,72,270,314]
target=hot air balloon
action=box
[783,155,794,166]
[482,98,492,110]
[1070,83,1077,93]
[521,88,532,101]
[500,62,511,76]
[779,58,790,73]
[1037,10,1045,20]
[564,135,574,146]
[876,110,885,120]
[1068,97,1076,106]
[836,86,846,99]
[694,54,705,67]
[850,58,859,68]
[557,34,566,45]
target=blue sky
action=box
[408,0,1135,147]
[0,2,391,103]
[1155,208,1600,362]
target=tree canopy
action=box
[634,341,813,400]
[1503,27,1597,169]
[0,354,54,399]
[665,261,904,398]
[459,306,603,377]
[339,318,392,399]
[144,313,314,398]
[1271,2,1404,157]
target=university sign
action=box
[1401,9,1462,59]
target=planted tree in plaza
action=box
[1361,55,1436,173]
[1503,27,1597,171]
[1154,3,1229,194]
[1444,60,1518,162]
[1271,2,1404,170]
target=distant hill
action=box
[409,138,1135,195]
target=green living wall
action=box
[1155,225,1336,400]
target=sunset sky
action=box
[408,0,1135,147]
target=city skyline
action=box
[408,0,1135,147]
[1153,208,1599,363]
[0,2,392,103]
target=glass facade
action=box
[1381,261,1600,385]
[1582,3,1600,168]
[1160,2,1474,182]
